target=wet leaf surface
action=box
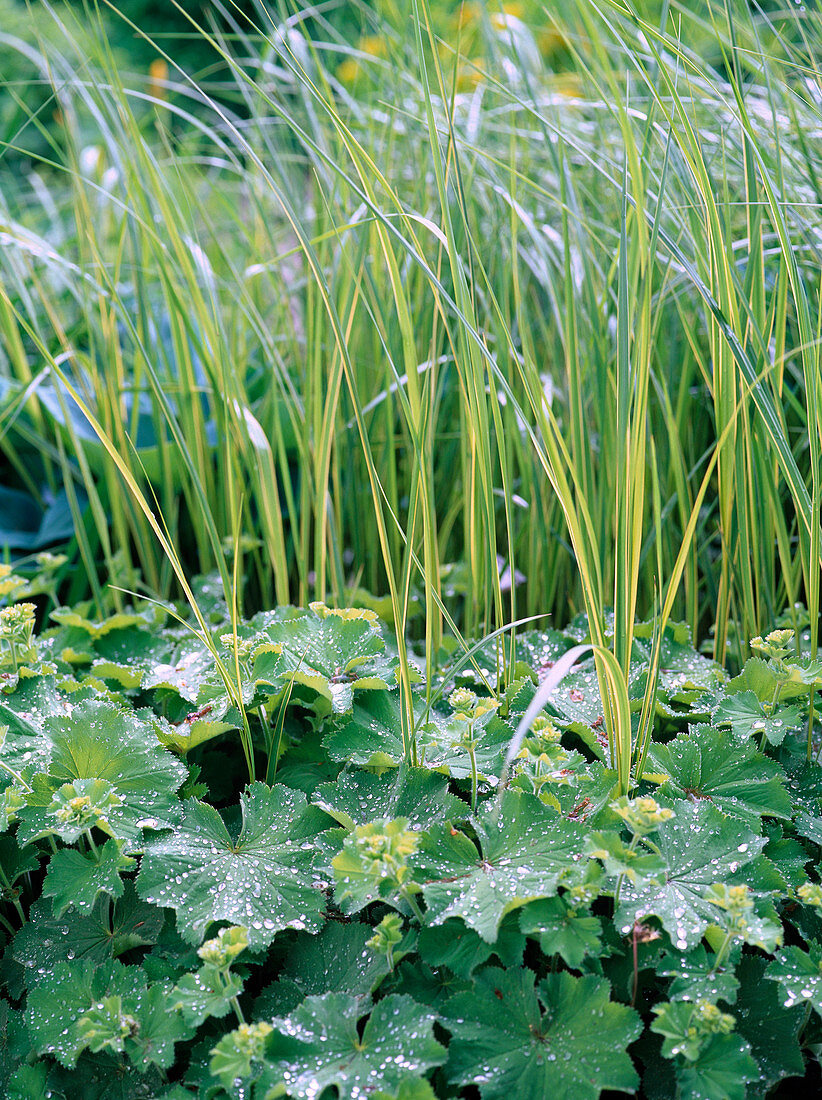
[137,782,326,946]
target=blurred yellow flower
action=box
[337,57,361,84]
[148,57,168,100]
[538,28,568,56]
[549,72,583,98]
[456,62,486,90]
[359,34,386,57]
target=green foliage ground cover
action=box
[3,0,822,1094]
[1,574,822,1096]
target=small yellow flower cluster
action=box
[220,633,254,662]
[704,882,754,934]
[49,779,121,834]
[198,925,249,968]
[750,627,795,661]
[0,563,25,599]
[232,1022,273,1059]
[798,882,822,908]
[611,796,675,836]
[355,819,421,879]
[690,1000,736,1038]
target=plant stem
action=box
[230,995,245,1026]
[400,887,426,925]
[467,741,478,814]
[709,929,736,975]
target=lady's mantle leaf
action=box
[27,959,142,1067]
[12,887,163,978]
[734,956,805,1092]
[658,945,740,1005]
[324,692,510,779]
[443,967,641,1100]
[248,604,401,712]
[27,958,187,1070]
[43,839,135,916]
[519,896,603,968]
[713,691,801,746]
[766,941,822,1016]
[651,1002,757,1100]
[0,834,39,891]
[137,782,326,946]
[673,1036,758,1100]
[412,790,584,943]
[143,641,216,704]
[417,913,525,978]
[267,921,399,1005]
[312,768,465,831]
[615,801,766,950]
[172,964,243,1027]
[0,674,83,783]
[372,1081,437,1100]
[261,992,446,1099]
[647,725,791,827]
[50,605,166,638]
[17,698,186,842]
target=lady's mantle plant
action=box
[1,580,821,1097]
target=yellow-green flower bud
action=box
[449,687,477,714]
[798,882,822,908]
[611,796,675,836]
[197,925,249,968]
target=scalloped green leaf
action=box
[658,945,740,1005]
[142,641,216,704]
[7,1064,50,1100]
[90,625,169,684]
[766,941,822,1015]
[248,605,402,712]
[0,998,32,1092]
[324,691,512,779]
[647,725,791,827]
[260,992,446,1099]
[673,1035,759,1100]
[12,886,164,979]
[651,1002,757,1100]
[172,964,243,1028]
[153,711,238,754]
[43,839,135,916]
[0,833,39,890]
[411,789,584,943]
[519,896,603,968]
[0,688,63,776]
[15,698,186,843]
[276,920,398,1000]
[372,1081,437,1100]
[312,767,465,831]
[444,967,641,1100]
[725,657,808,704]
[50,604,167,638]
[734,956,805,1094]
[713,691,802,745]
[137,782,326,946]
[453,628,573,691]
[417,913,525,978]
[27,959,141,1068]
[27,958,186,1071]
[615,801,766,951]
[650,628,724,702]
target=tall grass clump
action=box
[1,0,821,775]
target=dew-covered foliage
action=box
[2,581,822,1098]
